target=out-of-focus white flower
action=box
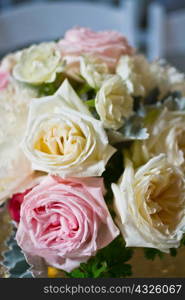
[22,79,116,177]
[131,108,185,170]
[95,75,133,129]
[0,51,22,73]
[13,43,64,85]
[0,78,38,203]
[116,55,155,97]
[112,153,185,252]
[80,55,109,89]
[150,60,185,98]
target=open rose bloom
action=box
[1,26,185,278]
[16,176,119,272]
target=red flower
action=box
[8,189,32,223]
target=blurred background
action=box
[0,0,185,70]
[0,0,185,278]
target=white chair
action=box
[0,0,137,57]
[147,3,185,70]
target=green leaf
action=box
[170,248,177,257]
[36,72,65,96]
[68,269,86,278]
[85,99,95,108]
[91,261,107,278]
[180,234,185,247]
[66,236,133,278]
[144,248,164,260]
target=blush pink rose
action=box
[58,27,134,70]
[16,176,119,272]
[0,71,9,90]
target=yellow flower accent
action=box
[48,267,59,278]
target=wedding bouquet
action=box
[0,27,185,278]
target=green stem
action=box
[85,99,95,107]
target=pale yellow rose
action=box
[13,43,64,85]
[0,78,38,203]
[150,60,185,98]
[131,108,185,170]
[80,55,109,89]
[112,153,185,252]
[95,75,133,130]
[22,79,116,177]
[116,55,155,97]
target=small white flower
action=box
[95,75,133,129]
[13,43,64,85]
[80,55,109,89]
[150,60,185,98]
[116,55,155,97]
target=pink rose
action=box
[16,176,119,272]
[0,71,9,90]
[58,27,134,70]
[8,188,32,223]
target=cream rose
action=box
[112,154,185,252]
[0,78,38,203]
[116,55,155,97]
[95,75,133,130]
[13,43,64,85]
[131,108,185,170]
[80,55,109,89]
[150,60,185,98]
[22,79,116,177]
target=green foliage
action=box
[180,235,185,247]
[170,248,177,257]
[2,232,33,278]
[144,248,164,260]
[36,72,65,96]
[66,236,133,278]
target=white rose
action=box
[131,108,185,170]
[22,79,116,177]
[150,60,185,98]
[116,55,155,97]
[112,153,185,252]
[0,51,21,73]
[95,75,133,130]
[80,55,109,89]
[13,43,64,85]
[0,148,32,204]
[0,78,37,203]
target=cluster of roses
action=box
[0,27,185,275]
